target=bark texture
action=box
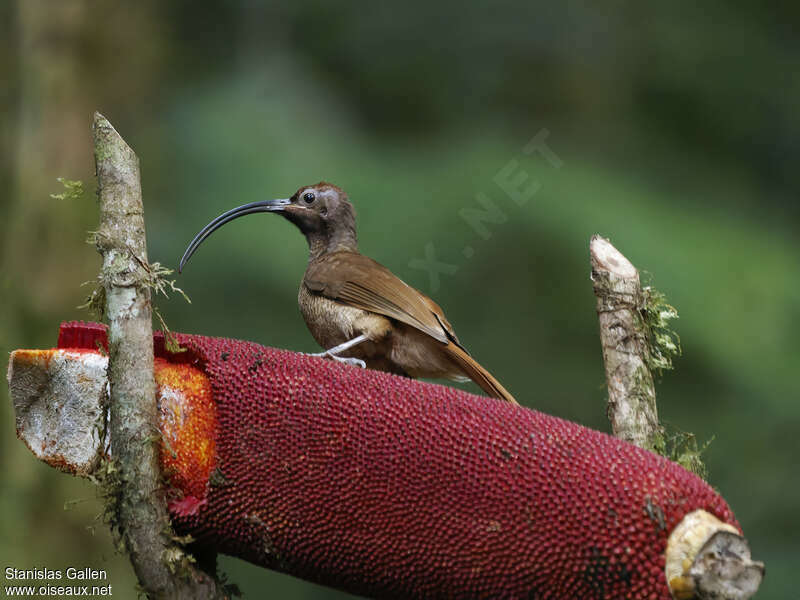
[590,235,663,452]
[92,113,224,599]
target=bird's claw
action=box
[309,351,366,369]
[331,355,367,369]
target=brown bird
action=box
[179,182,516,403]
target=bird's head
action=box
[179,182,357,272]
[284,182,356,238]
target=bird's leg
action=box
[309,334,368,368]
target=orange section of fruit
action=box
[154,358,217,507]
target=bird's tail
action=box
[444,343,517,404]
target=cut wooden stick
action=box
[590,235,662,451]
[92,113,224,599]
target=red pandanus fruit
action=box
[5,321,761,600]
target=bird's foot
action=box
[308,351,366,369]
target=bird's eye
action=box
[303,192,315,204]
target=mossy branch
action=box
[590,235,708,478]
[92,112,225,599]
[590,235,663,452]
[80,231,190,352]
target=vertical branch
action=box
[590,235,663,452]
[92,113,223,599]
[590,237,763,598]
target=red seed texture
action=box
[57,321,739,599]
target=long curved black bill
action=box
[178,198,290,272]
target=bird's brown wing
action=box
[305,251,515,403]
[304,251,462,347]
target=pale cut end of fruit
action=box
[7,349,108,476]
[666,509,764,600]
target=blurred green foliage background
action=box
[1,1,798,598]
